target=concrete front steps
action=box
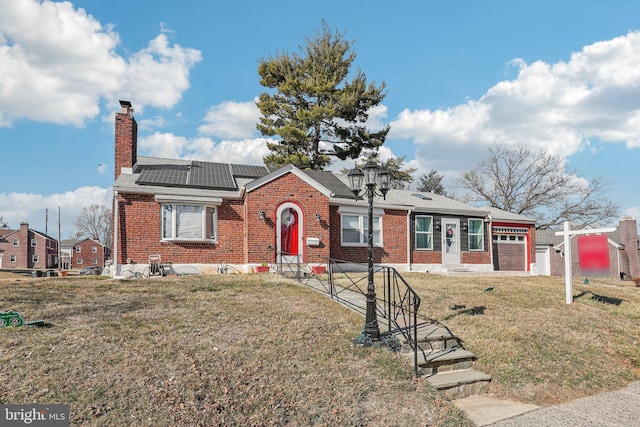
[400,322,491,399]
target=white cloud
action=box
[198,100,261,139]
[0,186,111,239]
[391,30,640,181]
[139,132,271,165]
[97,164,107,175]
[0,0,201,127]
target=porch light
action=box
[347,167,364,196]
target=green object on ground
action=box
[0,311,24,327]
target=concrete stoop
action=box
[399,322,492,399]
[427,369,492,400]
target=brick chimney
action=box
[115,100,137,180]
[618,217,640,278]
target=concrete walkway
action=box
[455,380,640,426]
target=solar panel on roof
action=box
[230,164,269,178]
[136,165,189,187]
[189,161,236,190]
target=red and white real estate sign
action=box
[577,234,610,275]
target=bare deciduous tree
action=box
[456,147,619,229]
[74,204,112,248]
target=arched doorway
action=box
[276,203,304,264]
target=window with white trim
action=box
[161,204,217,242]
[92,246,97,253]
[13,238,18,247]
[10,255,16,263]
[341,214,382,246]
[77,258,83,264]
[92,258,98,265]
[468,219,484,251]
[32,255,39,263]
[31,239,37,247]
[415,215,433,250]
[76,246,81,253]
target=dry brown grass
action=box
[0,273,470,427]
[403,273,640,406]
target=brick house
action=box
[70,238,111,270]
[112,101,536,276]
[536,217,640,278]
[0,222,59,270]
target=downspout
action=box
[407,209,412,271]
[112,190,118,278]
[487,215,493,271]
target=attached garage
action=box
[492,226,529,271]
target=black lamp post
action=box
[347,160,390,339]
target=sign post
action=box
[555,221,615,304]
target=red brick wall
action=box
[244,173,330,264]
[71,239,109,269]
[0,224,57,269]
[115,111,137,179]
[461,250,491,264]
[329,206,407,264]
[116,193,246,264]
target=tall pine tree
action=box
[257,22,389,170]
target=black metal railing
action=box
[277,254,422,376]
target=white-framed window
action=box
[92,246,97,253]
[10,255,16,263]
[13,238,18,246]
[468,219,484,251]
[340,214,382,247]
[415,215,433,250]
[77,258,83,265]
[31,238,37,247]
[76,246,81,253]
[92,258,98,265]
[161,204,217,242]
[32,255,39,263]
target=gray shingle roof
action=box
[300,170,355,199]
[381,189,489,215]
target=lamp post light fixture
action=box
[347,160,390,339]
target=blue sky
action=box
[2,0,640,238]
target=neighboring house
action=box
[112,101,536,275]
[0,222,59,269]
[70,238,111,270]
[535,217,640,278]
[60,239,79,270]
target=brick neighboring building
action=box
[112,101,536,275]
[536,217,640,278]
[0,223,59,270]
[70,238,111,270]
